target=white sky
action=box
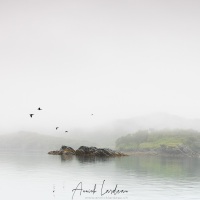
[1,0,200,133]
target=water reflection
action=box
[75,155,112,163]
[115,155,200,179]
[60,154,73,162]
[1,150,200,182]
[59,154,113,163]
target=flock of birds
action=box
[29,107,94,134]
[29,107,94,194]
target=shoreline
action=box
[123,151,200,158]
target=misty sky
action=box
[1,0,200,133]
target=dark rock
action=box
[75,146,98,155]
[75,146,126,157]
[48,146,75,155]
[59,145,76,155]
[49,146,127,157]
[48,150,62,155]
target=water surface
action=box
[0,151,200,200]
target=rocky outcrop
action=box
[76,146,126,157]
[48,146,127,157]
[158,144,198,157]
[48,145,76,155]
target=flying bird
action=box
[30,114,34,118]
[56,127,59,130]
[38,107,42,110]
[65,131,68,133]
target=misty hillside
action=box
[116,129,200,153]
[111,113,200,133]
[1,113,200,151]
[84,113,200,146]
[0,131,97,152]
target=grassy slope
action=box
[116,129,200,152]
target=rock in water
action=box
[48,146,127,157]
[60,145,76,154]
[75,146,126,157]
[48,146,75,155]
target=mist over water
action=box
[1,113,200,151]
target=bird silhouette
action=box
[56,127,59,130]
[91,114,94,116]
[30,114,34,118]
[65,131,68,133]
[38,107,42,110]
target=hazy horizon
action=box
[2,112,200,135]
[1,0,200,134]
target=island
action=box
[48,146,127,157]
[116,129,200,157]
[48,129,200,158]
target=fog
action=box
[1,0,200,148]
[1,113,200,151]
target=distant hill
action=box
[112,113,200,133]
[0,131,96,152]
[116,129,200,157]
[1,113,200,151]
[85,113,200,147]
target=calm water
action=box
[0,151,200,200]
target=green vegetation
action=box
[116,129,200,152]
